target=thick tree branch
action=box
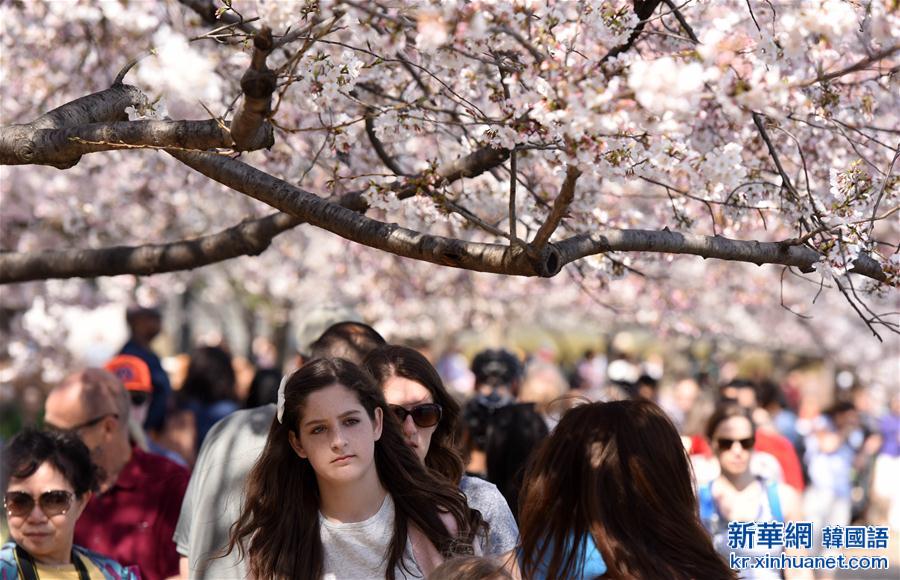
[167,149,560,276]
[0,213,300,284]
[0,84,148,168]
[0,119,234,167]
[531,164,581,250]
[170,150,890,284]
[230,27,276,151]
[0,143,513,283]
[554,230,888,283]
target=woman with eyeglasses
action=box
[701,404,807,579]
[1,429,138,580]
[364,345,519,557]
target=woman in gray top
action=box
[364,345,520,557]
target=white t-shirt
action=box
[321,494,423,580]
[174,404,275,579]
[459,475,519,555]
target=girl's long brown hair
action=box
[364,345,465,484]
[226,358,483,580]
[518,400,735,580]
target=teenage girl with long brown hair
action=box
[226,358,483,580]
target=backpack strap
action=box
[766,480,784,522]
[698,481,715,522]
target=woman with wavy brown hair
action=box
[518,400,735,579]
[364,345,519,556]
[226,358,483,580]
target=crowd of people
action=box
[1,308,898,579]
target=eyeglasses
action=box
[390,403,442,428]
[716,437,755,451]
[46,413,119,433]
[4,490,75,518]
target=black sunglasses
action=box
[46,412,119,433]
[5,490,75,518]
[716,437,755,451]
[390,403,443,428]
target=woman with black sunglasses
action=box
[1,429,138,580]
[364,345,519,557]
[701,404,808,579]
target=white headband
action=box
[276,373,290,424]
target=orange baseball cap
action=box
[105,354,152,393]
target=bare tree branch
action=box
[661,0,699,43]
[392,146,511,199]
[364,111,409,176]
[167,149,562,276]
[753,112,801,200]
[178,0,258,35]
[509,150,519,243]
[0,119,234,167]
[492,25,545,63]
[230,26,276,151]
[531,164,581,250]
[600,0,665,64]
[0,213,300,284]
[0,84,148,168]
[796,44,900,87]
[554,230,888,282]
[0,144,514,283]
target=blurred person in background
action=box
[633,373,659,402]
[700,404,807,579]
[871,392,900,544]
[461,349,549,518]
[43,368,189,580]
[518,361,572,431]
[574,348,606,396]
[757,379,801,450]
[660,377,701,434]
[803,401,862,555]
[104,354,187,467]
[720,379,804,492]
[174,321,386,580]
[180,346,240,451]
[435,342,475,398]
[485,402,548,520]
[364,344,519,556]
[120,306,170,434]
[244,368,282,409]
[1,429,138,579]
[517,400,734,579]
[461,349,521,478]
[847,385,884,523]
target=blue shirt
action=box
[524,532,607,579]
[121,339,171,432]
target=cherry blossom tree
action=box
[1,0,897,382]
